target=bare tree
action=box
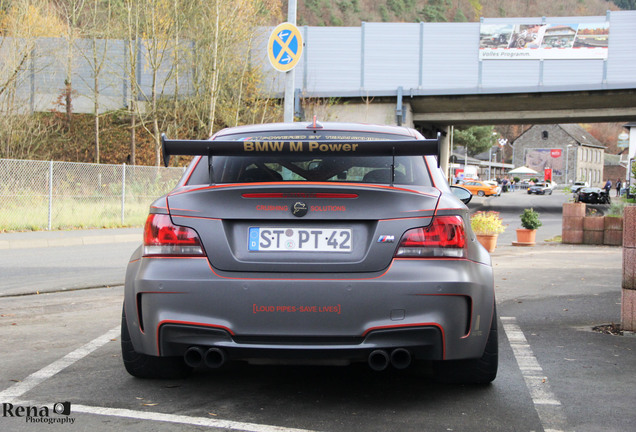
[54,0,88,131]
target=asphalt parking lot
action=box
[1,191,635,431]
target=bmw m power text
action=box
[121,121,498,383]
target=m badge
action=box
[377,235,395,243]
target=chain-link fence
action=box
[0,159,185,231]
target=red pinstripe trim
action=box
[362,322,446,359]
[182,156,203,185]
[424,156,438,189]
[379,215,433,221]
[394,257,469,262]
[170,215,221,221]
[156,320,234,355]
[169,207,202,213]
[169,182,437,197]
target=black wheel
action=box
[432,305,498,384]
[121,305,192,379]
[477,190,485,197]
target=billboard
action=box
[479,22,609,60]
[524,148,564,177]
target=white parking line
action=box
[0,326,120,402]
[501,316,570,432]
[69,404,317,432]
[2,326,317,432]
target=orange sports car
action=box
[460,180,499,197]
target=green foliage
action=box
[520,208,542,230]
[387,0,406,15]
[419,0,451,22]
[453,125,497,157]
[612,0,636,9]
[608,199,627,217]
[453,8,468,22]
[379,4,390,22]
[471,211,506,235]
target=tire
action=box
[477,190,485,197]
[432,306,498,384]
[121,305,192,379]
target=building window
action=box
[542,131,549,140]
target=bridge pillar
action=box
[321,101,413,127]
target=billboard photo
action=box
[524,148,564,177]
[480,22,609,60]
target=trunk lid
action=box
[168,183,440,273]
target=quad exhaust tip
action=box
[184,346,205,368]
[368,350,390,371]
[204,348,226,369]
[368,349,412,371]
[184,346,226,369]
[390,348,412,370]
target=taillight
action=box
[143,214,205,257]
[394,215,466,258]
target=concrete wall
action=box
[313,101,414,127]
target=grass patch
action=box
[0,197,151,232]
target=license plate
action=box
[248,227,352,252]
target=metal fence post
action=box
[121,163,126,225]
[48,160,53,230]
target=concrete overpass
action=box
[258,11,636,173]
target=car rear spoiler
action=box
[161,133,441,186]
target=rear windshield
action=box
[186,131,433,186]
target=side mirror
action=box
[451,185,472,205]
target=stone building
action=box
[512,124,606,187]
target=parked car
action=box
[570,181,590,194]
[483,180,502,196]
[120,121,498,384]
[461,180,499,197]
[527,182,553,195]
[574,187,611,204]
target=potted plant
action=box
[470,211,506,252]
[515,208,542,246]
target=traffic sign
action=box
[268,22,303,72]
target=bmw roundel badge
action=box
[292,202,308,217]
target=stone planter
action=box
[562,202,585,244]
[513,228,536,246]
[476,234,498,252]
[622,206,636,331]
[583,216,604,245]
[604,216,623,246]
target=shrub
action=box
[520,208,542,230]
[471,211,506,235]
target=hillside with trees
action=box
[0,0,632,165]
[298,0,626,26]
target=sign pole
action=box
[284,0,297,122]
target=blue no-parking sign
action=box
[268,22,303,72]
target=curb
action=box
[0,229,142,250]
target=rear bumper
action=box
[124,251,494,363]
[159,323,443,362]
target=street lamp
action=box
[565,144,573,184]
